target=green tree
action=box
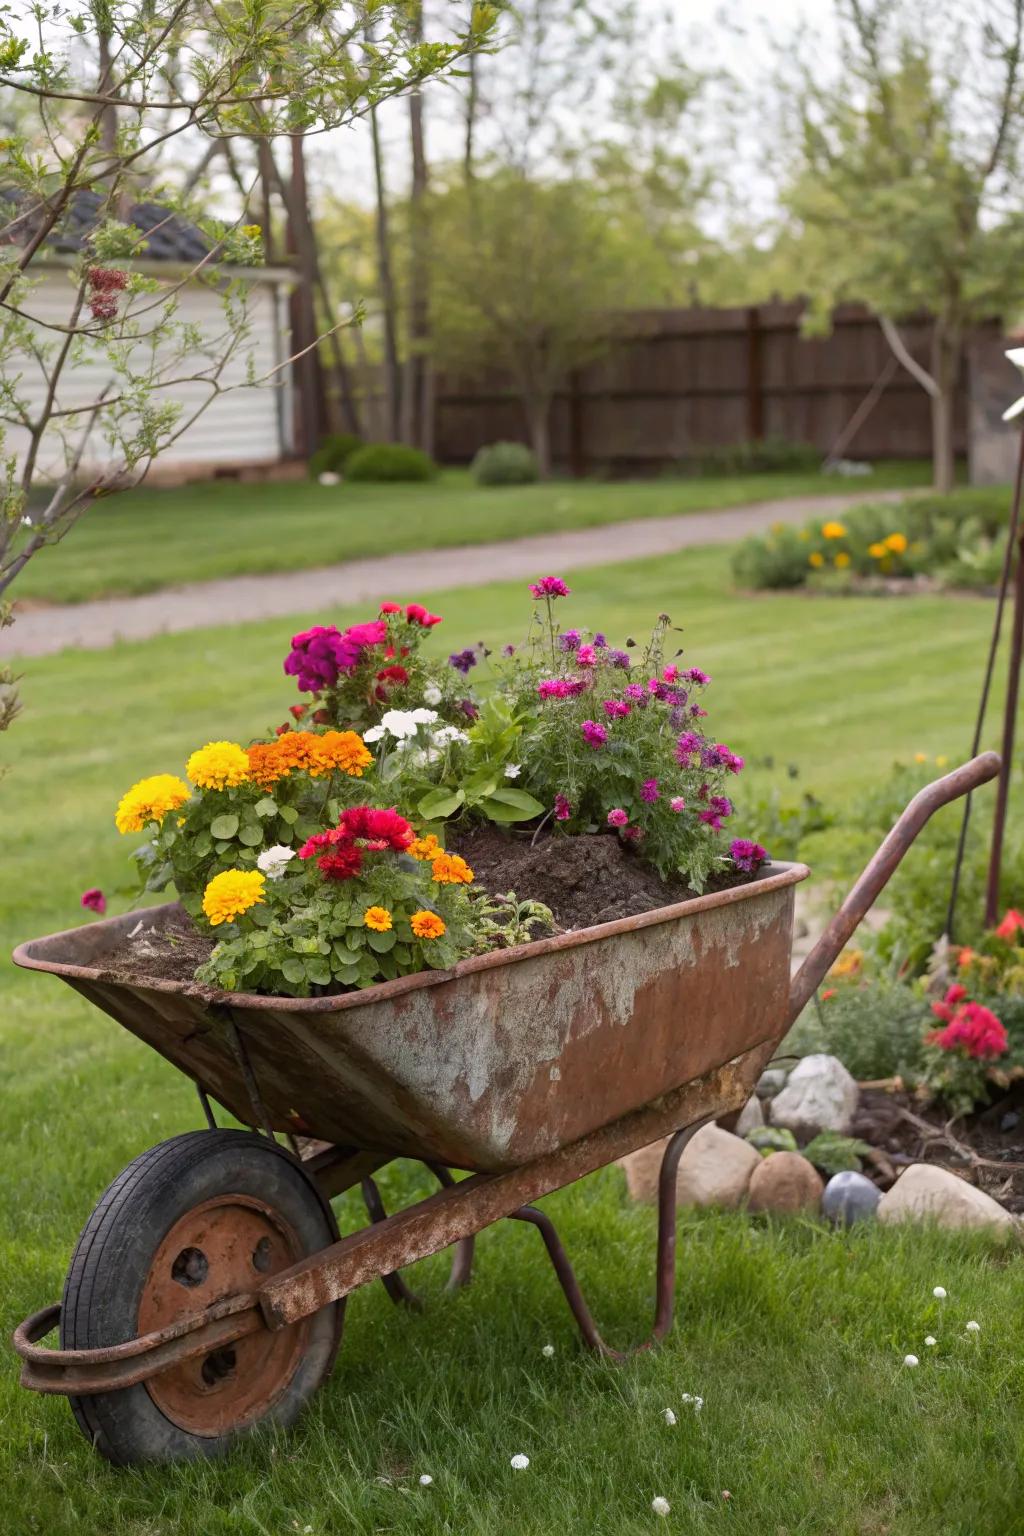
[781,0,1024,491]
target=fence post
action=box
[746,306,764,442]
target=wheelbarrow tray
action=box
[14,863,808,1173]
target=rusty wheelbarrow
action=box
[10,753,999,1464]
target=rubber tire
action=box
[60,1129,342,1465]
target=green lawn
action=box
[15,461,935,605]
[2,545,1019,1534]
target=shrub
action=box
[345,442,438,483]
[471,441,539,486]
[308,432,362,479]
[783,977,934,1082]
[680,436,821,478]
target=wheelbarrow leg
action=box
[508,1119,707,1362]
[361,1167,476,1308]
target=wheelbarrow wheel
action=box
[60,1129,342,1465]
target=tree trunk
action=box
[285,134,329,459]
[524,396,552,478]
[930,324,960,494]
[401,2,432,452]
[369,101,402,441]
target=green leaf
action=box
[304,958,332,986]
[193,830,212,857]
[281,958,305,985]
[238,823,264,847]
[380,751,405,784]
[278,804,299,825]
[255,797,278,818]
[367,929,397,953]
[487,787,546,815]
[210,814,239,840]
[418,786,465,819]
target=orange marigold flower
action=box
[246,742,285,789]
[271,730,323,775]
[808,551,824,568]
[431,852,474,885]
[411,910,446,940]
[885,532,908,554]
[363,905,393,932]
[409,833,441,861]
[312,730,373,778]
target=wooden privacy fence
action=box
[419,302,991,474]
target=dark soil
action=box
[450,825,752,931]
[851,1085,1024,1215]
[103,908,214,987]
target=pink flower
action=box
[80,888,106,915]
[405,602,443,627]
[530,576,571,599]
[623,825,644,842]
[576,644,597,666]
[554,793,572,821]
[607,807,629,827]
[538,677,589,700]
[640,778,659,803]
[670,796,686,813]
[603,699,631,718]
[675,730,701,765]
[580,720,608,749]
[662,665,679,682]
[379,601,403,614]
[730,838,767,873]
[685,667,711,685]
[931,983,968,1022]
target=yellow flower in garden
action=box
[363,905,393,933]
[822,521,847,539]
[915,752,928,763]
[936,755,949,767]
[797,529,810,541]
[808,551,825,568]
[187,740,251,790]
[115,773,190,834]
[202,869,266,926]
[829,948,863,979]
[431,852,475,885]
[411,910,446,940]
[409,833,441,861]
[885,532,908,554]
[868,541,887,558]
[311,730,373,778]
[834,552,851,568]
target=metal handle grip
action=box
[787,750,1001,1023]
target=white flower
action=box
[504,763,522,778]
[933,1286,947,1299]
[662,1408,677,1426]
[510,1454,530,1471]
[362,724,385,743]
[424,684,442,707]
[903,1354,919,1367]
[368,708,438,743]
[541,1344,555,1357]
[924,1336,937,1347]
[409,707,439,724]
[418,1474,433,1487]
[651,1496,671,1517]
[680,1392,703,1411]
[432,725,469,747]
[257,845,295,880]
[966,1320,980,1333]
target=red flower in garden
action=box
[338,805,414,851]
[380,601,403,614]
[374,664,410,701]
[80,888,106,915]
[931,983,967,1022]
[317,845,364,881]
[926,1002,1008,1061]
[289,703,307,720]
[405,602,442,627]
[995,908,1024,941]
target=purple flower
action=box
[554,793,572,821]
[730,838,768,873]
[530,576,571,599]
[675,730,702,765]
[608,649,631,669]
[670,796,686,813]
[81,887,106,915]
[459,698,479,720]
[284,620,386,693]
[603,699,631,718]
[502,643,517,657]
[581,720,608,749]
[576,644,598,666]
[625,683,647,703]
[685,667,711,685]
[559,629,582,652]
[448,648,478,675]
[690,705,708,718]
[710,795,734,818]
[641,778,659,803]
[606,807,629,827]
[593,633,608,648]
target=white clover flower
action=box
[662,1408,677,1426]
[419,1474,433,1487]
[651,1496,671,1517]
[541,1344,555,1357]
[257,845,295,880]
[423,684,442,707]
[504,763,522,778]
[924,1336,937,1347]
[510,1454,530,1471]
[933,1286,947,1299]
[680,1392,703,1411]
[903,1354,919,1367]
[966,1320,980,1333]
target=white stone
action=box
[317,470,341,486]
[878,1164,1015,1231]
[674,1124,762,1208]
[510,1454,530,1470]
[651,1497,671,1517]
[770,1053,859,1135]
[419,1475,433,1487]
[734,1096,764,1136]
[903,1354,919,1367]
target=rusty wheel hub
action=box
[137,1194,308,1436]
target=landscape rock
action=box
[620,1125,760,1207]
[734,1097,764,1136]
[756,1067,789,1100]
[877,1163,1015,1231]
[747,1151,825,1214]
[770,1053,859,1136]
[822,1170,882,1226]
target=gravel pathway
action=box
[3,487,905,658]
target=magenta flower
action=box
[502,643,517,657]
[80,888,106,916]
[608,649,631,669]
[554,793,572,821]
[699,809,725,830]
[624,682,647,703]
[690,705,708,718]
[623,825,644,842]
[559,629,582,652]
[538,677,588,699]
[675,730,701,765]
[576,644,598,666]
[641,778,660,803]
[284,619,386,693]
[670,796,686,813]
[710,795,734,817]
[607,807,629,827]
[730,838,768,873]
[603,699,631,718]
[685,667,711,685]
[580,720,608,749]
[530,576,571,599]
[662,664,679,682]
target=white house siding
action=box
[4,267,293,479]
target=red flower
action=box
[318,845,363,880]
[380,601,403,614]
[374,664,410,701]
[821,988,836,1001]
[339,805,414,850]
[931,982,967,1022]
[927,1002,1008,1060]
[80,888,106,915]
[313,708,331,724]
[995,908,1024,941]
[289,703,307,720]
[275,722,291,736]
[405,602,443,627]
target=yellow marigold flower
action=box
[202,869,266,926]
[409,833,441,861]
[411,910,446,940]
[115,773,190,834]
[187,740,251,790]
[363,905,393,933]
[312,730,373,778]
[808,551,825,568]
[822,521,847,539]
[834,551,851,568]
[885,532,908,554]
[914,752,927,763]
[868,541,887,558]
[431,852,474,885]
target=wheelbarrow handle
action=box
[787,750,1001,1024]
